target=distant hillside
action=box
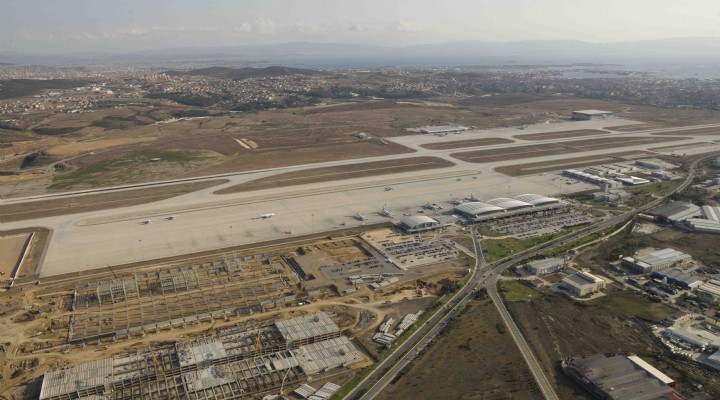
[0,79,87,99]
[166,66,325,80]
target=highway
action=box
[343,152,713,400]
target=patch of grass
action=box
[596,292,674,322]
[498,280,539,302]
[50,150,200,189]
[32,126,82,136]
[481,234,554,262]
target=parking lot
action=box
[490,210,596,238]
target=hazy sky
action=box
[3,0,720,53]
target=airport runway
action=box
[4,118,720,277]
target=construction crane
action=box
[148,347,165,379]
[278,367,293,399]
[252,331,263,363]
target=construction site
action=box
[0,228,467,399]
[40,312,364,400]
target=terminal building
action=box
[453,194,563,223]
[420,125,469,134]
[571,110,615,121]
[562,354,677,400]
[621,248,692,274]
[560,271,606,297]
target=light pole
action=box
[138,239,145,262]
[229,225,235,248]
[311,213,315,234]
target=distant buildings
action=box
[571,110,614,121]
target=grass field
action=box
[49,150,222,190]
[498,280,541,302]
[215,157,454,194]
[507,291,675,399]
[481,234,555,262]
[379,299,540,400]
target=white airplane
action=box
[384,186,394,191]
[354,212,366,221]
[450,198,464,206]
[380,206,394,218]
[258,213,275,219]
[466,193,480,202]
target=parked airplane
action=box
[258,213,275,219]
[380,205,394,218]
[466,193,480,202]
[450,198,464,205]
[354,212,366,221]
[384,186,394,191]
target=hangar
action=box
[571,110,614,121]
[398,215,441,233]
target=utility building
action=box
[560,271,606,297]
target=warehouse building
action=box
[636,158,678,170]
[571,110,614,121]
[563,169,619,188]
[650,265,702,289]
[453,194,563,222]
[696,280,720,301]
[398,215,441,233]
[560,271,606,297]
[621,248,692,274]
[524,258,565,275]
[650,201,702,223]
[562,354,677,400]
